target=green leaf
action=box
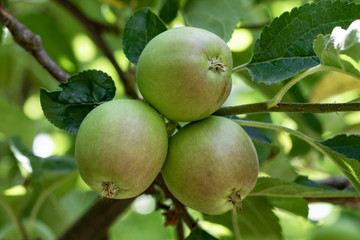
[185,227,218,240]
[314,20,360,78]
[315,134,360,191]
[123,7,167,65]
[159,0,179,23]
[182,0,243,41]
[318,134,360,161]
[10,137,76,179]
[205,197,282,240]
[247,0,360,84]
[40,69,115,134]
[250,177,358,198]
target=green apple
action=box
[75,99,168,199]
[161,116,259,215]
[136,27,233,122]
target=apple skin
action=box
[136,27,233,122]
[161,116,259,215]
[75,99,168,199]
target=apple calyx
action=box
[101,181,120,199]
[228,188,242,214]
[208,57,226,72]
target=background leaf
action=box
[182,0,244,41]
[40,69,115,134]
[123,7,167,65]
[247,0,360,84]
[0,97,37,146]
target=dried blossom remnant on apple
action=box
[228,188,243,214]
[208,57,226,72]
[101,181,120,199]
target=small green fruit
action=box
[162,116,259,215]
[137,27,233,122]
[75,99,168,199]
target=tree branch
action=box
[54,0,138,99]
[215,102,360,116]
[58,197,134,240]
[0,5,69,82]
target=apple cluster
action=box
[75,27,259,215]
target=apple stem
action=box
[208,57,226,72]
[228,189,242,215]
[101,181,120,199]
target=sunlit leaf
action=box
[314,20,360,79]
[247,0,360,84]
[123,7,167,65]
[40,69,115,134]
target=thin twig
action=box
[215,102,360,116]
[176,221,185,240]
[0,5,69,82]
[316,177,351,190]
[54,0,138,99]
[155,174,198,230]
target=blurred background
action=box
[1,0,360,239]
